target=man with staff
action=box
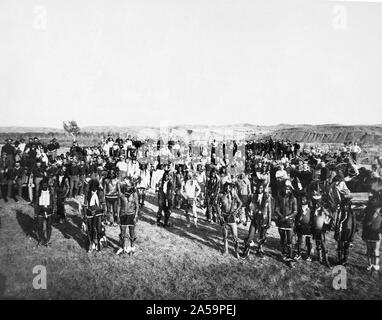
[181,171,201,228]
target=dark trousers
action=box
[279,228,294,258]
[36,215,52,244]
[174,188,182,209]
[85,215,102,250]
[206,198,218,222]
[296,234,312,256]
[120,225,136,247]
[157,197,172,225]
[7,180,22,199]
[314,231,328,253]
[0,183,8,199]
[106,197,119,224]
[337,240,350,263]
[69,175,79,198]
[137,188,146,205]
[239,195,251,222]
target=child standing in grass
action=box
[362,192,382,273]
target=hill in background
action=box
[1,124,382,145]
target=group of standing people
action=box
[1,135,381,273]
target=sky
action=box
[1,0,382,128]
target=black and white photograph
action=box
[0,0,382,303]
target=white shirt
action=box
[275,169,288,180]
[127,161,140,178]
[18,143,26,153]
[137,169,150,188]
[163,181,168,195]
[40,153,49,166]
[352,145,361,153]
[89,191,100,206]
[116,161,128,172]
[183,180,201,199]
[256,193,264,206]
[195,171,206,184]
[152,169,164,189]
[39,190,50,207]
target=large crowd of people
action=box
[1,135,382,273]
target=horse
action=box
[345,167,373,193]
[343,165,382,196]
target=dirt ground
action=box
[0,192,381,300]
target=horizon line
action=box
[1,123,382,130]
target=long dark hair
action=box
[86,179,100,205]
[37,178,51,198]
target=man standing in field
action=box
[181,171,201,228]
[55,166,70,223]
[103,170,121,226]
[1,138,15,168]
[117,181,139,255]
[362,191,382,273]
[235,173,252,226]
[68,158,81,198]
[34,179,55,247]
[350,142,362,163]
[274,181,297,268]
[294,192,313,262]
[217,182,242,258]
[242,183,272,259]
[136,163,150,207]
[157,171,174,227]
[195,163,206,208]
[205,167,220,223]
[82,178,104,253]
[32,160,46,202]
[6,161,23,202]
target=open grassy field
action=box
[0,191,381,300]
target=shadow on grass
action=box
[106,235,120,251]
[65,199,81,213]
[139,205,224,252]
[139,196,285,263]
[15,209,38,241]
[53,212,87,250]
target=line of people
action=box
[1,136,381,273]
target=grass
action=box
[0,192,381,300]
